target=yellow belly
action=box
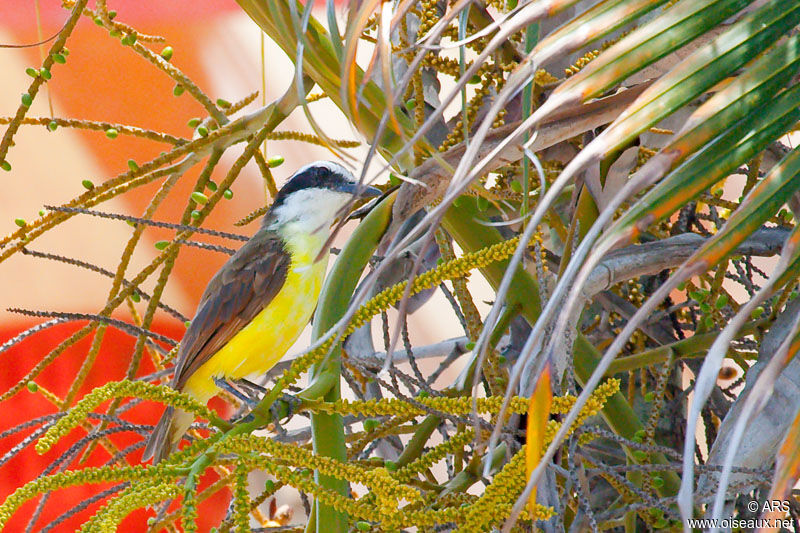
[183,237,327,402]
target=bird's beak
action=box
[338,183,382,198]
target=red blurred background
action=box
[0,1,333,530]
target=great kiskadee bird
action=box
[143,161,381,463]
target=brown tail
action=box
[142,406,194,464]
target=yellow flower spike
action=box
[233,463,251,532]
[248,459,380,522]
[340,235,523,340]
[81,481,181,533]
[217,435,429,527]
[564,28,635,77]
[0,464,182,529]
[365,467,416,524]
[266,130,360,148]
[438,74,499,151]
[565,50,601,77]
[422,54,495,78]
[455,446,555,532]
[396,428,475,482]
[35,380,214,455]
[306,392,603,421]
[450,380,619,532]
[182,486,200,533]
[220,434,402,495]
[542,378,620,446]
[349,414,415,457]
[415,0,440,39]
[534,69,559,85]
[400,507,465,528]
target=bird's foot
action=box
[213,376,260,407]
[214,377,300,431]
[271,393,302,422]
[233,377,268,397]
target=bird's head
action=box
[266,161,381,233]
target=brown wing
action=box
[172,228,291,390]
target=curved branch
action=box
[583,227,790,297]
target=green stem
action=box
[298,371,338,401]
[440,443,508,497]
[396,415,440,468]
[306,195,395,533]
[605,319,766,375]
[559,185,599,276]
[521,22,539,227]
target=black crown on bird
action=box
[271,161,375,209]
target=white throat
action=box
[268,187,352,237]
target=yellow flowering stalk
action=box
[35,380,216,455]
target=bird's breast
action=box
[183,231,329,400]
